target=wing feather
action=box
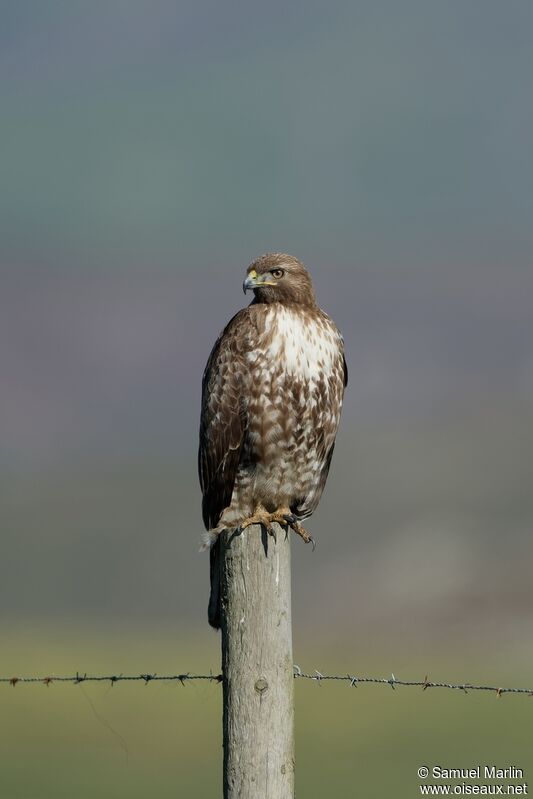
[293,325,346,518]
[198,308,253,529]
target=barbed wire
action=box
[0,672,221,686]
[1,668,532,697]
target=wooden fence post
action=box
[220,523,295,799]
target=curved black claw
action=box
[266,524,277,543]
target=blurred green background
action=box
[2,1,533,796]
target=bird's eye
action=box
[270,269,284,279]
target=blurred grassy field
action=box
[2,624,532,798]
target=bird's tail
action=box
[208,537,221,629]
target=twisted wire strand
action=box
[1,669,532,696]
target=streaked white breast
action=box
[264,307,338,380]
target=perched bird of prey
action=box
[199,253,347,627]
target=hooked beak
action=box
[242,269,276,294]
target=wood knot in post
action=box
[254,677,269,696]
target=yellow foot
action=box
[239,509,316,549]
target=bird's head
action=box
[243,253,317,308]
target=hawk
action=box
[199,253,347,627]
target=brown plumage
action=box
[199,253,347,627]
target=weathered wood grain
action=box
[220,524,294,799]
